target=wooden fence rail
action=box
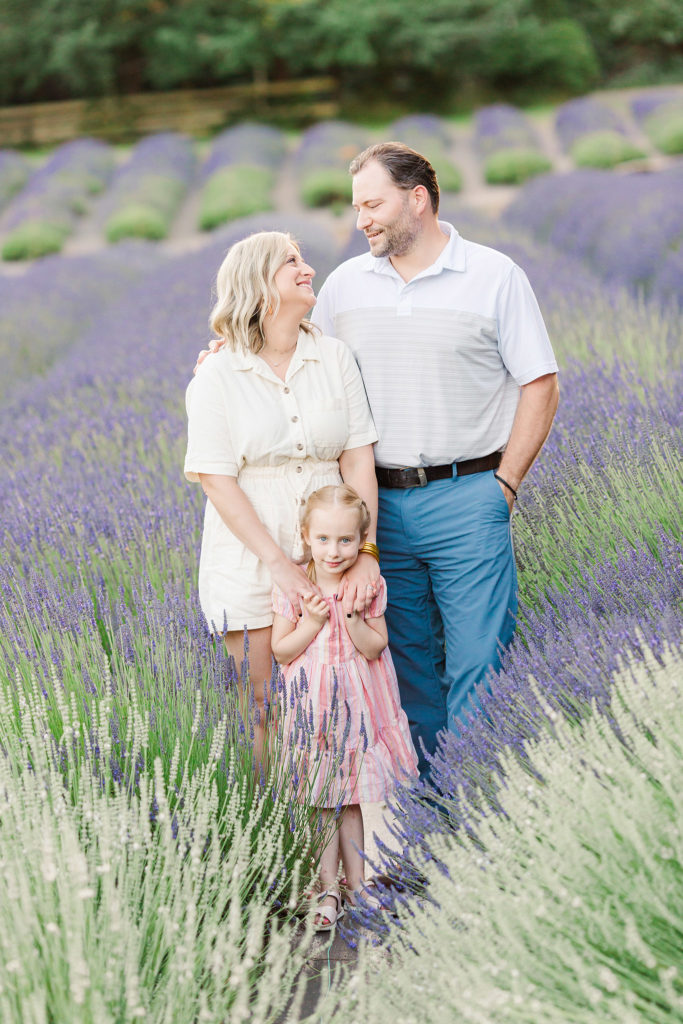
[0,78,339,147]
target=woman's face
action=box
[271,244,316,315]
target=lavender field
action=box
[0,95,682,1020]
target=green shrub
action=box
[300,168,352,208]
[2,221,69,260]
[484,147,552,184]
[105,203,169,242]
[431,157,462,193]
[643,103,683,154]
[198,164,274,231]
[570,130,645,168]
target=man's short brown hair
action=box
[349,142,440,214]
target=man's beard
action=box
[370,198,421,257]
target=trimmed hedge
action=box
[1,221,69,260]
[484,147,552,185]
[198,164,274,231]
[571,130,645,168]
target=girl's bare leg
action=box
[337,804,365,894]
[316,808,342,923]
[223,626,274,769]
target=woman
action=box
[184,231,379,763]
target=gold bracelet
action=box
[359,541,380,563]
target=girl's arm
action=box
[271,596,330,664]
[343,611,388,661]
[199,473,315,612]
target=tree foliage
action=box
[0,0,679,105]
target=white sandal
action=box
[312,889,345,932]
[347,881,385,912]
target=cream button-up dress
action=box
[184,331,378,633]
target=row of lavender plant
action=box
[0,150,30,211]
[471,104,550,183]
[0,217,350,1019]
[198,122,287,230]
[503,163,683,302]
[554,96,645,167]
[98,132,196,242]
[631,91,683,155]
[322,640,683,1021]
[293,119,370,208]
[0,139,114,259]
[2,206,681,1013]
[387,114,462,192]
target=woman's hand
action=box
[269,555,319,616]
[338,552,380,616]
[193,338,226,375]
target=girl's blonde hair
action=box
[301,484,371,581]
[209,231,317,354]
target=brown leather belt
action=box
[376,452,502,489]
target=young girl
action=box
[271,484,418,930]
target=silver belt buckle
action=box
[416,467,428,487]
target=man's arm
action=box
[496,373,559,510]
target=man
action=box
[311,143,559,775]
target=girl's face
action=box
[271,243,316,315]
[304,505,363,577]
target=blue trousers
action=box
[377,469,517,777]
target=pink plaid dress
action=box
[273,576,418,805]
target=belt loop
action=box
[417,467,428,487]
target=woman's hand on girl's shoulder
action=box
[338,553,380,616]
[193,338,226,375]
[269,555,320,616]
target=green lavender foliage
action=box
[570,130,645,168]
[198,165,275,231]
[0,664,315,1023]
[643,101,683,154]
[484,147,552,184]
[317,640,683,1023]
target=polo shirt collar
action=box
[361,221,467,279]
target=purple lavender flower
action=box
[555,97,626,151]
[474,104,539,157]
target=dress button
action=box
[291,415,298,422]
[283,387,290,394]
[296,442,304,450]
[296,465,303,473]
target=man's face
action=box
[352,160,421,258]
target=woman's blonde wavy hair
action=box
[209,231,317,354]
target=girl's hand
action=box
[302,594,330,627]
[338,552,380,616]
[270,557,318,616]
[193,338,226,375]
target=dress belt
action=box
[375,452,502,489]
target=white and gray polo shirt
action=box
[312,222,558,470]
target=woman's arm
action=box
[344,612,388,661]
[337,444,380,613]
[199,473,315,612]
